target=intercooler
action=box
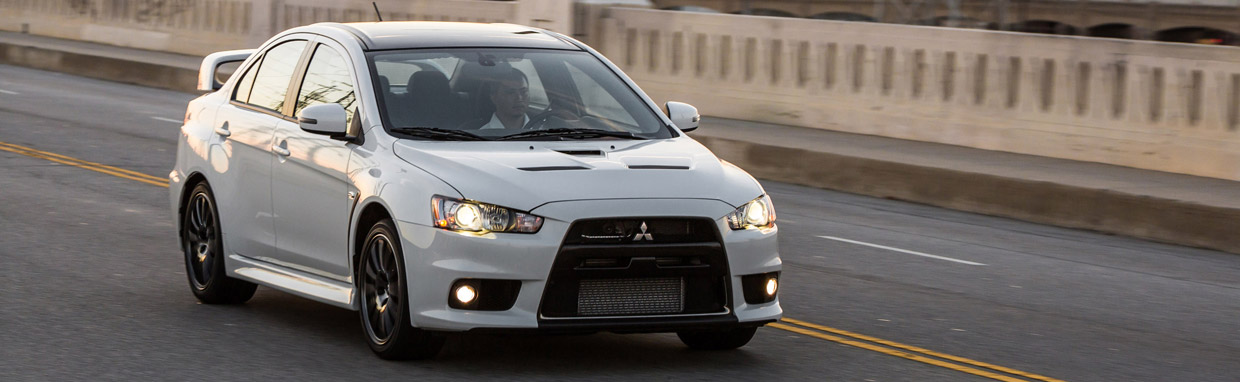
[577,277,685,316]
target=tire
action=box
[677,327,758,350]
[181,182,257,304]
[358,219,445,360]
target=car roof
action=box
[316,22,582,51]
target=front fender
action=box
[346,136,460,286]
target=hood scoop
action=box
[518,165,590,172]
[627,164,690,170]
[554,149,604,157]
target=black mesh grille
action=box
[540,217,730,319]
[577,277,684,316]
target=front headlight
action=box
[727,194,776,230]
[431,196,543,233]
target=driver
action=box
[478,68,530,130]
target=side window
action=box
[232,55,263,103]
[248,40,308,113]
[295,44,357,125]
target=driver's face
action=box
[491,79,529,119]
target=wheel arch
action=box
[177,172,211,229]
[352,200,394,278]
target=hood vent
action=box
[518,166,590,172]
[554,150,604,157]
[627,165,691,170]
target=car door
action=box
[269,40,359,280]
[211,38,310,264]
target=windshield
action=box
[368,49,673,140]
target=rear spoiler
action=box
[197,49,256,92]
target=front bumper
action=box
[395,198,782,332]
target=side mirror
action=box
[197,49,254,92]
[665,101,700,132]
[299,103,351,140]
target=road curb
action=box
[695,135,1240,255]
[1,41,198,93]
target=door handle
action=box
[272,142,290,157]
[214,122,231,137]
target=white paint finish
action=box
[395,138,763,213]
[229,255,354,309]
[817,235,987,266]
[171,23,780,332]
[270,117,353,279]
[150,116,182,124]
[210,102,281,264]
[197,49,255,92]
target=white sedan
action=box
[170,21,781,360]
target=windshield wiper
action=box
[497,128,647,141]
[390,127,490,141]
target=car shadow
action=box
[229,288,772,375]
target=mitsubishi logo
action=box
[633,222,653,241]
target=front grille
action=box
[565,218,717,245]
[539,217,730,319]
[577,277,684,316]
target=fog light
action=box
[454,285,477,304]
[741,272,780,304]
[449,279,521,310]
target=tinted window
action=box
[566,64,636,127]
[295,44,357,125]
[248,40,307,113]
[232,55,262,103]
[509,59,549,108]
[369,49,669,139]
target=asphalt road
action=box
[1,64,1237,381]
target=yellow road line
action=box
[0,141,1066,382]
[770,322,1032,382]
[0,141,168,183]
[0,141,170,188]
[781,317,1065,382]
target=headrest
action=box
[406,71,450,105]
[450,61,513,95]
[378,75,391,94]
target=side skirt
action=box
[228,254,357,310]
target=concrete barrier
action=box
[4,2,1239,181]
[1,3,1238,254]
[0,39,199,92]
[593,8,1240,181]
[0,0,571,57]
[693,130,1240,255]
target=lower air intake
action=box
[577,278,684,316]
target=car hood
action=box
[391,137,764,213]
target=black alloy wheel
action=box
[358,219,444,360]
[181,182,256,304]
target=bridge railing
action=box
[0,0,566,56]
[595,8,1240,180]
[0,0,254,53]
[2,1,1239,180]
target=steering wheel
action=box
[522,105,557,130]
